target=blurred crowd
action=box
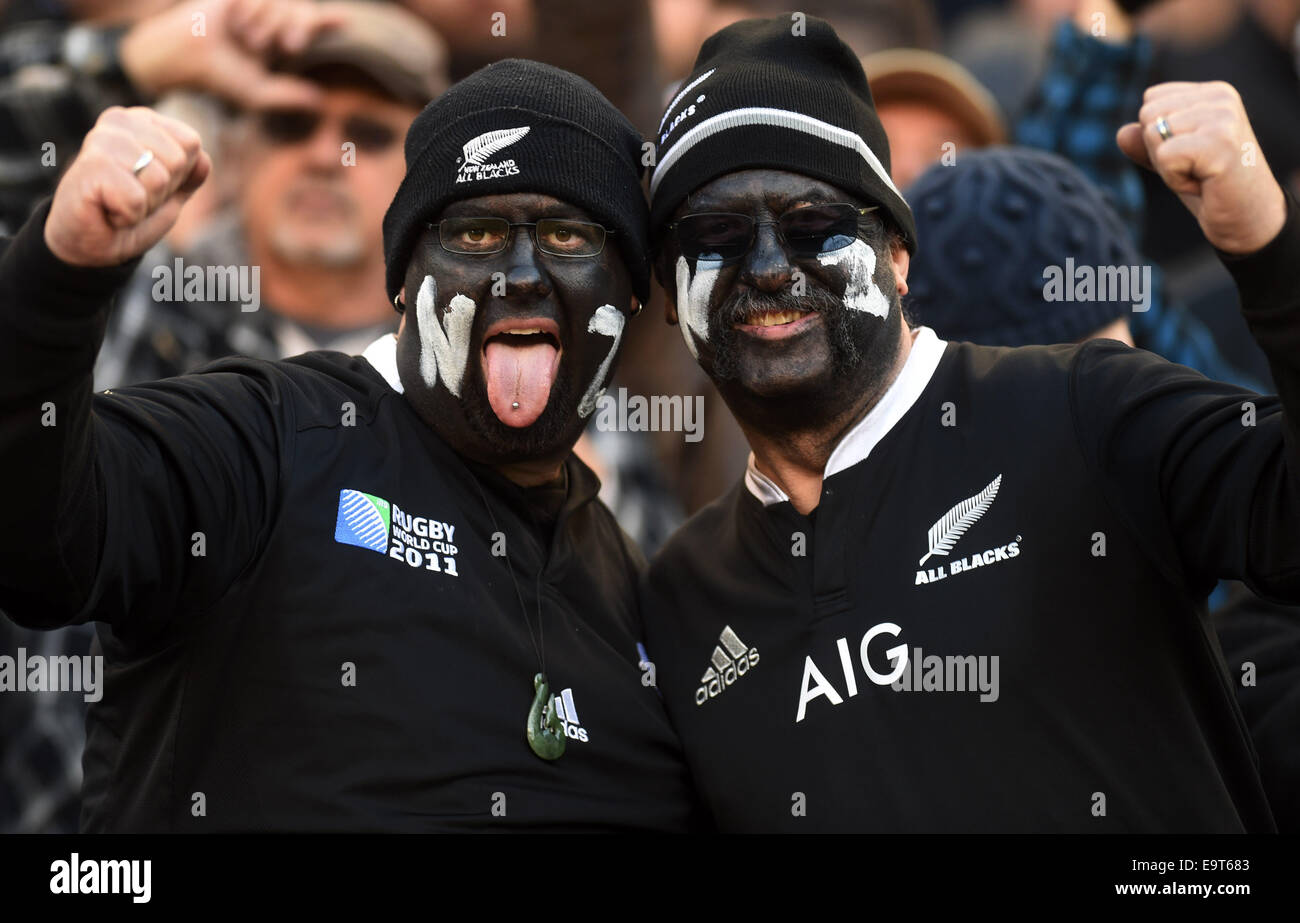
[1,0,1298,832]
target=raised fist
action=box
[44,106,211,267]
[1118,81,1287,254]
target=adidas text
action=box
[553,687,589,743]
[695,625,760,705]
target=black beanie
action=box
[906,147,1142,347]
[383,59,651,307]
[649,15,915,251]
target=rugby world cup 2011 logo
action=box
[334,489,391,553]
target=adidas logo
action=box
[552,687,589,743]
[694,626,760,706]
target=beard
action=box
[459,359,582,462]
[270,183,366,267]
[270,221,366,267]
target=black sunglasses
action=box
[669,202,880,263]
[256,108,400,152]
[426,217,614,258]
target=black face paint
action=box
[664,169,905,430]
[395,193,633,470]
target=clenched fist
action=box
[44,107,211,268]
[1118,81,1288,254]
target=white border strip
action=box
[651,106,903,201]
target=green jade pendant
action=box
[526,673,566,760]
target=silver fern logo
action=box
[919,474,1001,565]
[915,474,1020,586]
[456,126,530,183]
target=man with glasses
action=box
[0,59,702,831]
[640,16,1300,831]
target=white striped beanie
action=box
[649,15,916,253]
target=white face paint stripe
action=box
[415,276,440,389]
[650,107,903,202]
[818,240,889,318]
[578,305,625,419]
[673,257,698,360]
[415,275,477,396]
[674,255,719,360]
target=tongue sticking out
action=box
[484,339,559,427]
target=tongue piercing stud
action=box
[512,402,520,410]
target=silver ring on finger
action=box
[1154,117,1173,143]
[131,149,155,176]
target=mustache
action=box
[717,284,844,328]
[283,181,358,215]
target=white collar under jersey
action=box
[744,325,948,507]
[361,333,404,393]
[361,328,946,503]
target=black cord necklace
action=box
[471,467,567,760]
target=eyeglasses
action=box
[669,202,880,264]
[426,217,614,258]
[255,107,400,151]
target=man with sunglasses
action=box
[0,59,702,831]
[640,16,1300,831]
[96,1,447,388]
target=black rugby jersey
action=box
[641,197,1300,833]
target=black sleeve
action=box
[1071,192,1300,602]
[1213,587,1300,832]
[0,199,286,639]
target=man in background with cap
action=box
[0,59,701,831]
[641,15,1300,831]
[860,48,1005,190]
[96,0,450,387]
